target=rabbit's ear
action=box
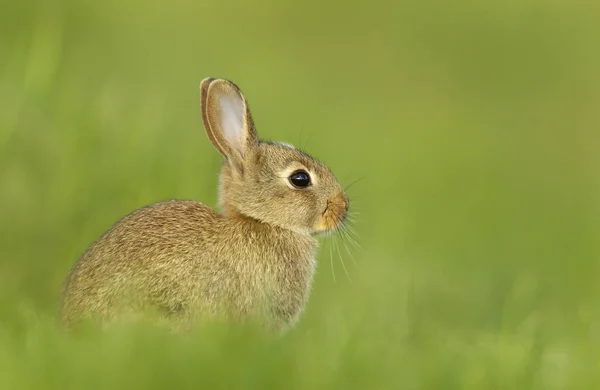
[200,78,258,164]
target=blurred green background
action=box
[1,0,600,388]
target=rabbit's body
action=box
[61,78,348,331]
[61,200,317,330]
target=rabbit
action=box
[60,78,349,332]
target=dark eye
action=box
[289,170,311,188]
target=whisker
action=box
[342,238,359,268]
[345,223,361,239]
[341,226,358,247]
[341,223,363,251]
[344,177,364,192]
[334,233,352,283]
[328,237,336,283]
[336,229,359,267]
[301,126,312,151]
[332,210,362,252]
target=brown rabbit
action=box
[60,78,349,332]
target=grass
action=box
[1,0,600,388]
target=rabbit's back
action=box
[61,200,228,326]
[61,200,317,329]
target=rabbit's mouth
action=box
[312,192,349,235]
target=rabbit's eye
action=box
[289,170,311,188]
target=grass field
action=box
[1,0,600,388]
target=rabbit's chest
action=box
[253,253,316,327]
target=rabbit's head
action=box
[200,78,348,235]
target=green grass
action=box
[2,0,600,388]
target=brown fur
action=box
[60,78,348,332]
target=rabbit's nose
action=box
[330,191,349,216]
[334,191,349,209]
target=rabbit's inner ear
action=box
[218,91,246,156]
